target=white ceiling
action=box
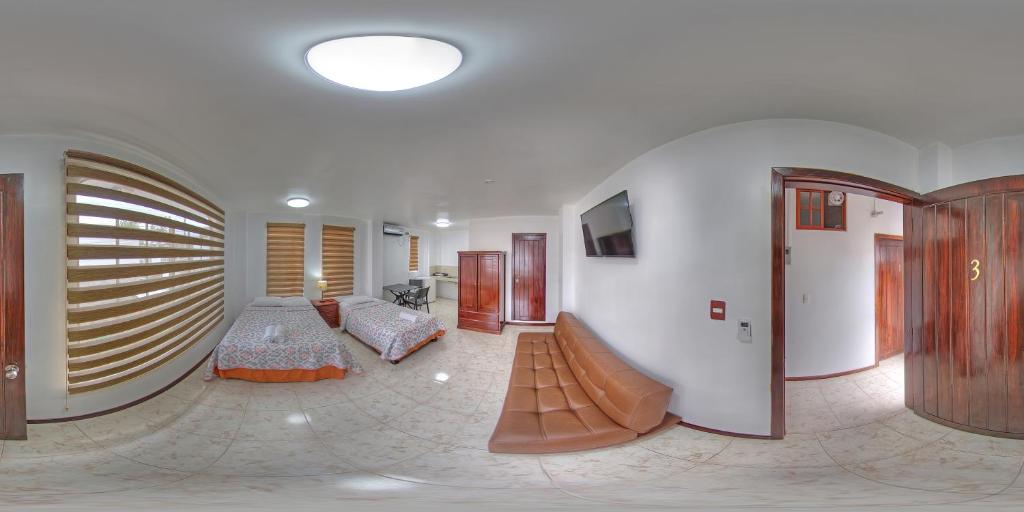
[2,1,1024,225]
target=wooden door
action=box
[875,235,904,361]
[477,252,501,314]
[512,233,546,321]
[458,253,478,311]
[910,181,1024,436]
[1,174,25,440]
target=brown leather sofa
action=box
[488,312,677,454]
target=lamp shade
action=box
[316,279,328,290]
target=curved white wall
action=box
[562,119,919,436]
[785,193,903,378]
[952,134,1024,186]
[0,133,245,420]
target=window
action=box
[321,224,355,298]
[409,235,420,271]
[64,150,225,394]
[266,223,305,296]
[796,188,846,231]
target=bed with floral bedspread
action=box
[204,303,362,382]
[340,297,446,362]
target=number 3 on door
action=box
[970,259,981,281]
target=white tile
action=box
[707,434,836,468]
[235,409,317,441]
[1,423,100,458]
[816,422,927,464]
[204,438,357,477]
[303,401,381,436]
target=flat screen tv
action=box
[581,190,635,257]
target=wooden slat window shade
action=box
[321,225,355,298]
[64,150,225,394]
[409,235,420,272]
[266,223,305,296]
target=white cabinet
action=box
[438,280,458,300]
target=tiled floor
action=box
[2,300,1023,511]
[786,356,907,435]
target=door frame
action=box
[874,234,905,364]
[771,168,923,439]
[511,233,547,322]
[1,173,26,440]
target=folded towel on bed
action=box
[398,312,418,323]
[263,324,286,343]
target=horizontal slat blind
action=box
[65,150,225,394]
[409,235,419,272]
[322,225,354,298]
[266,223,305,296]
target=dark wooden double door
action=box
[458,251,505,334]
[909,189,1024,435]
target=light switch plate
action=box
[738,319,752,343]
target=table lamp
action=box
[316,279,328,300]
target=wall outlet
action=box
[738,319,753,343]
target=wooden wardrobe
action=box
[458,251,505,334]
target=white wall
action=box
[0,133,244,420]
[431,228,468,267]
[467,216,562,323]
[382,233,410,291]
[785,192,903,378]
[244,212,371,301]
[951,134,1024,186]
[564,119,919,436]
[560,204,578,312]
[380,227,430,298]
[918,142,953,192]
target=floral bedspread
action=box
[341,298,446,361]
[204,305,362,379]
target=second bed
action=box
[340,296,446,363]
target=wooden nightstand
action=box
[312,298,340,328]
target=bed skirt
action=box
[213,366,347,382]
[351,329,446,363]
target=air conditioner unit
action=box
[383,223,407,236]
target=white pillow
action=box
[281,296,310,307]
[252,296,283,307]
[340,295,376,305]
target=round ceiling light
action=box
[306,35,462,92]
[286,197,310,208]
[434,218,452,228]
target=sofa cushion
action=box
[553,312,673,434]
[488,333,636,454]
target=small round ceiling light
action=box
[434,218,452,228]
[306,35,462,92]
[287,197,310,208]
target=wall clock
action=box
[828,191,845,206]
